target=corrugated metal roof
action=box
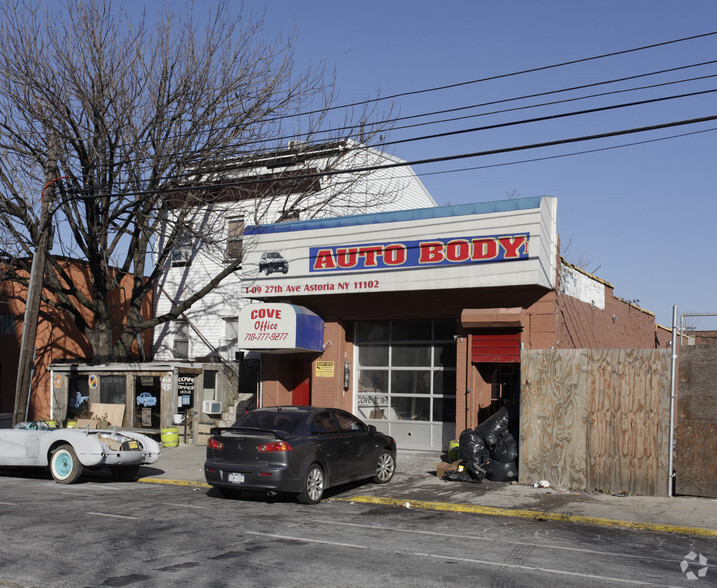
[244,196,546,236]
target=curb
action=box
[332,496,717,538]
[138,477,210,488]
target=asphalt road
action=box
[0,470,714,587]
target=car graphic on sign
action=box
[259,251,289,275]
[136,392,157,407]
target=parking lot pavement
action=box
[139,443,717,537]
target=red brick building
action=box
[0,258,152,420]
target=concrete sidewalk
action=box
[138,443,717,537]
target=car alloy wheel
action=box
[297,464,325,505]
[373,450,395,484]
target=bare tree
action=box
[0,0,394,362]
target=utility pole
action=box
[12,140,61,426]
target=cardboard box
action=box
[75,418,109,429]
[436,460,461,478]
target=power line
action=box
[68,113,717,201]
[273,31,717,118]
[27,34,717,160]
[375,87,717,149]
[410,126,717,179]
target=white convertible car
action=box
[0,421,161,484]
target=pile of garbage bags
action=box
[444,406,518,484]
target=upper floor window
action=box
[226,217,244,263]
[171,230,192,267]
[173,321,190,359]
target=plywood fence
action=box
[520,349,671,496]
[675,346,717,498]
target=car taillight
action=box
[207,437,224,450]
[256,441,292,452]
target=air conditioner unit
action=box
[171,248,191,267]
[202,401,222,414]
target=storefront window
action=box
[67,376,90,418]
[100,375,126,404]
[135,376,159,428]
[356,319,456,424]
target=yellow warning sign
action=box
[315,361,334,377]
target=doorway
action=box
[291,359,311,405]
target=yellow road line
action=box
[332,496,717,537]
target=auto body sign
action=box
[242,196,557,298]
[310,234,528,272]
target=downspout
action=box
[668,305,678,497]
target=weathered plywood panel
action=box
[521,349,670,496]
[520,350,588,490]
[587,350,669,496]
[676,346,717,497]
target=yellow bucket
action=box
[66,420,77,429]
[161,427,179,448]
[448,440,460,463]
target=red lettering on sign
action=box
[250,308,282,320]
[313,249,336,270]
[499,235,528,258]
[446,239,471,262]
[418,241,444,264]
[336,248,359,268]
[358,246,383,267]
[384,244,407,265]
[471,238,499,260]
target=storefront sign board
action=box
[242,197,557,298]
[238,303,324,352]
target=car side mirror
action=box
[367,425,377,434]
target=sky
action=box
[46,1,717,328]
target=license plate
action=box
[228,472,245,484]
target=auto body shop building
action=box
[237,196,668,451]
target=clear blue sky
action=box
[57,1,717,328]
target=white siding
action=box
[152,145,437,361]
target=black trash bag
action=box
[459,428,490,469]
[484,459,518,482]
[475,406,509,446]
[443,465,486,484]
[491,430,518,463]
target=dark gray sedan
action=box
[204,406,396,504]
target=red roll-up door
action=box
[471,329,521,363]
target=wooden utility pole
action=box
[12,143,61,426]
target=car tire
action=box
[110,464,140,482]
[297,464,325,505]
[373,450,395,484]
[50,444,83,484]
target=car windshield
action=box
[233,411,303,434]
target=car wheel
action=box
[110,465,140,482]
[297,464,325,505]
[50,444,83,484]
[373,450,395,484]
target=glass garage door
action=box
[355,319,456,451]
